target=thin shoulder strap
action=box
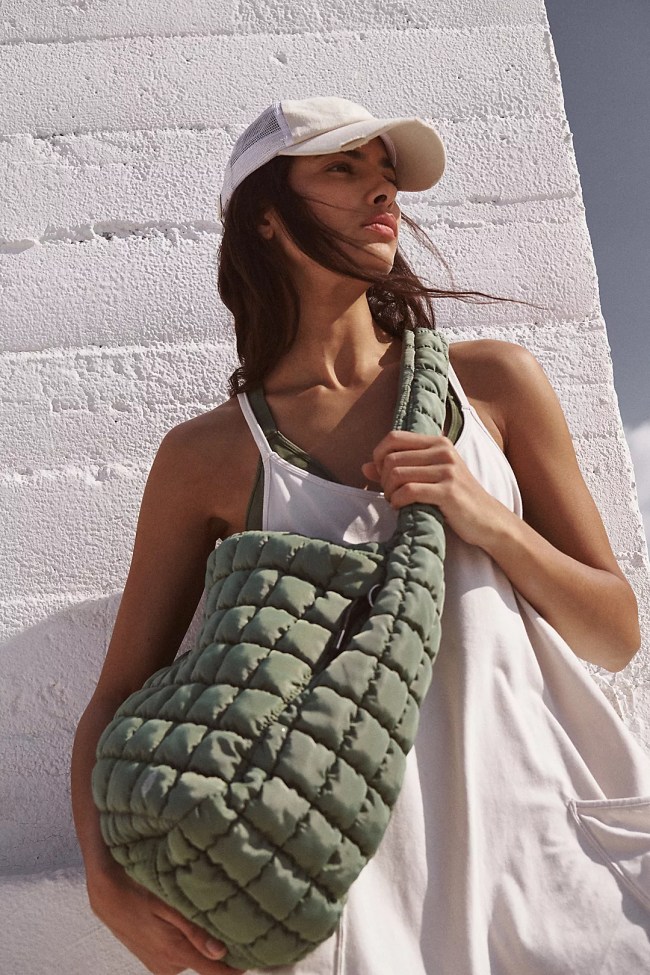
[246,387,278,438]
[237,391,272,459]
[447,361,471,410]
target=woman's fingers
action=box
[364,429,505,547]
[91,872,246,975]
[151,906,245,973]
[363,433,454,487]
[116,914,244,975]
[371,430,450,466]
[366,442,458,500]
[369,433,455,476]
[361,460,380,482]
[143,928,243,975]
[152,903,227,960]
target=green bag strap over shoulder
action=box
[92,327,449,970]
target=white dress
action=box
[237,362,650,975]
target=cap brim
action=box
[278,116,446,191]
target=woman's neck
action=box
[265,292,398,393]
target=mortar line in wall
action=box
[0,462,151,483]
[602,552,650,566]
[0,588,123,608]
[0,426,626,486]
[0,110,570,145]
[0,336,238,362]
[448,190,578,206]
[0,22,550,51]
[0,317,607,363]
[0,371,615,392]
[413,209,582,230]
[0,201,586,254]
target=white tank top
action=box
[238,362,650,975]
[237,393,398,545]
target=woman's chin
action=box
[354,243,397,275]
[368,253,396,275]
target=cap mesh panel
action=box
[230,107,284,167]
[221,106,290,214]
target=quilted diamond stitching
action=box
[92,328,449,970]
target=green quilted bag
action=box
[92,327,449,970]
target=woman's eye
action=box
[326,163,398,185]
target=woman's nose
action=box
[367,176,398,207]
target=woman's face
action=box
[259,136,402,278]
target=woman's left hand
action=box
[362,429,507,549]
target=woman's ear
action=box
[257,208,277,240]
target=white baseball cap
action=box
[219,95,446,218]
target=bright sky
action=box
[544,0,650,544]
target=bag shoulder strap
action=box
[394,328,449,437]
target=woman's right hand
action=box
[87,861,245,975]
[69,425,254,973]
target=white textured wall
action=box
[1,1,648,971]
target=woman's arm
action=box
[71,423,243,974]
[363,340,640,673]
[72,693,237,975]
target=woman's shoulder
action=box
[448,338,551,449]
[157,396,253,479]
[165,395,249,450]
[449,338,547,405]
[155,396,259,539]
[449,338,539,390]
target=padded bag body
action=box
[92,327,449,970]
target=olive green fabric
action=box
[245,380,464,531]
[92,328,449,970]
[446,381,464,444]
[244,387,342,533]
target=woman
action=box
[71,96,650,975]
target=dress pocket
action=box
[568,796,650,914]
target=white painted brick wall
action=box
[1,2,648,971]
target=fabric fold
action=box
[569,796,650,913]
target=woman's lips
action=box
[362,221,397,239]
[361,213,398,238]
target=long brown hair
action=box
[218,155,543,395]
